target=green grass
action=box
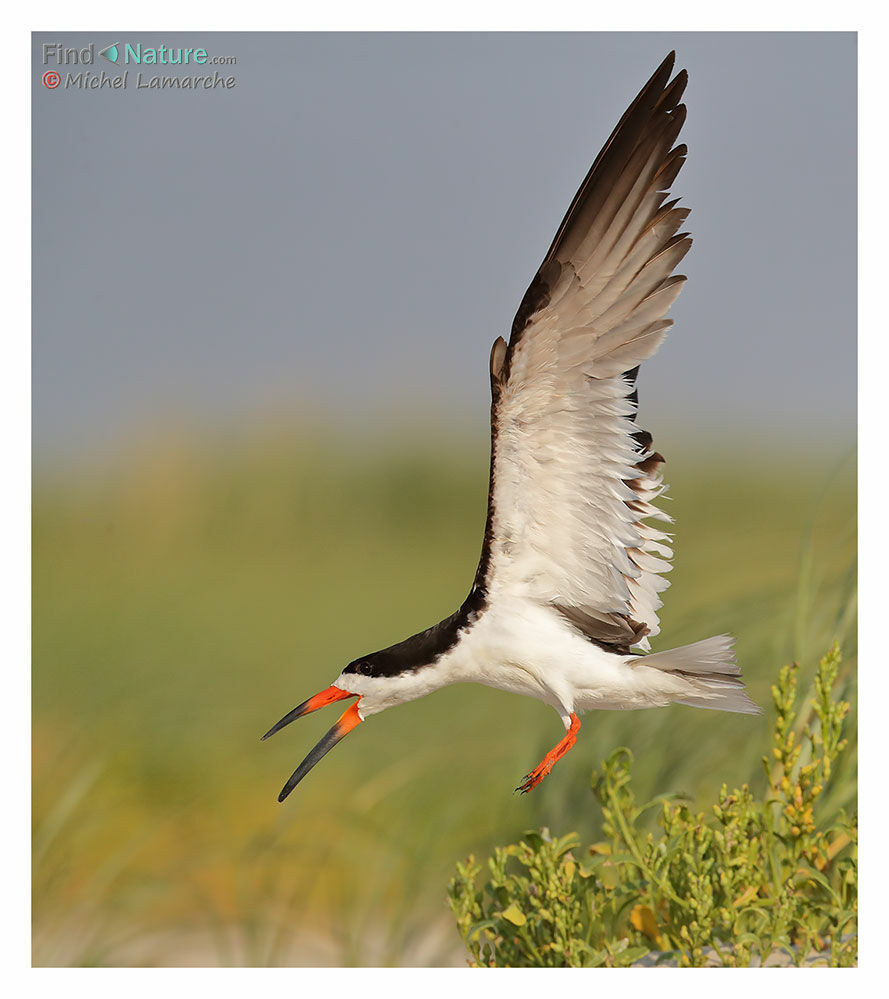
[32,428,856,966]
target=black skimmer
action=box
[263,52,760,802]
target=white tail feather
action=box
[643,634,762,715]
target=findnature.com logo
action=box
[40,41,239,90]
[43,41,237,66]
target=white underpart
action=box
[336,603,758,724]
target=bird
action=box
[262,51,760,802]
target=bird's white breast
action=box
[340,597,700,722]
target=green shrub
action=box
[448,644,857,967]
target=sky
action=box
[32,31,857,469]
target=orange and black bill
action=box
[261,685,361,801]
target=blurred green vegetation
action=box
[32,428,856,966]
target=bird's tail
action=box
[642,634,762,715]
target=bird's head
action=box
[261,651,426,802]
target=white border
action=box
[14,3,875,992]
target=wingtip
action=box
[656,55,688,111]
[658,51,687,87]
[649,52,676,92]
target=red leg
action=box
[516,713,581,793]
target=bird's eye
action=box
[358,661,373,676]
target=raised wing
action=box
[477,52,690,653]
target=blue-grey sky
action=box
[32,31,856,469]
